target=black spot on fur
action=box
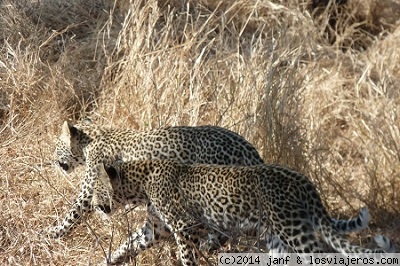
[304,247,312,253]
[349,220,356,229]
[356,218,362,227]
[300,235,309,244]
[292,220,302,227]
[340,222,347,231]
[292,228,301,236]
[99,205,111,214]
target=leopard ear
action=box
[60,121,78,144]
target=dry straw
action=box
[0,0,399,264]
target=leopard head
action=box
[54,120,89,174]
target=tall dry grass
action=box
[0,0,399,265]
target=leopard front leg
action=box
[108,216,171,264]
[201,230,229,252]
[92,166,115,216]
[46,164,99,238]
[173,232,198,266]
[164,218,204,266]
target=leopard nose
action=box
[58,161,69,172]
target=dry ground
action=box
[0,0,399,265]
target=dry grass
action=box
[1,0,399,264]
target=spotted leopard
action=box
[101,160,394,265]
[48,119,263,242]
[47,119,370,252]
